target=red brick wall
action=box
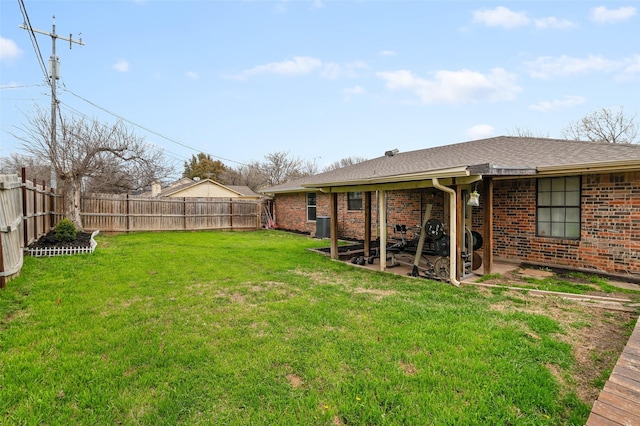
[273,171,640,276]
[274,189,445,240]
[273,193,316,234]
[491,172,640,275]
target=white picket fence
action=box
[26,230,100,257]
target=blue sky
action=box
[1,1,639,174]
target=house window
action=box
[348,192,363,210]
[307,192,317,221]
[537,176,581,239]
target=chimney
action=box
[151,181,162,197]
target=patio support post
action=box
[364,191,372,258]
[483,177,494,274]
[379,190,387,271]
[456,186,463,279]
[330,192,338,260]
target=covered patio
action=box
[304,169,501,286]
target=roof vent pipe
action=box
[385,148,399,157]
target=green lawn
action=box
[0,231,631,425]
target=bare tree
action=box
[219,161,267,190]
[13,107,174,230]
[562,107,639,144]
[260,151,308,186]
[220,151,316,191]
[507,127,550,139]
[322,156,368,172]
[0,153,52,184]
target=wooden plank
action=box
[598,389,640,417]
[618,355,640,373]
[590,400,640,425]
[619,351,640,365]
[609,373,640,394]
[605,381,640,405]
[613,366,640,386]
[587,316,640,425]
[586,411,626,425]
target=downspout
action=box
[432,178,460,287]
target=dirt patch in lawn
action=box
[478,267,640,299]
[484,284,636,404]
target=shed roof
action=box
[163,178,262,198]
[263,136,640,193]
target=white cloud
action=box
[376,68,521,104]
[472,6,530,29]
[113,59,130,72]
[473,7,576,31]
[534,16,577,30]
[186,71,200,80]
[0,37,22,62]
[233,56,321,80]
[467,124,495,139]
[322,60,367,79]
[379,50,396,57]
[618,54,640,82]
[0,82,20,89]
[526,54,622,79]
[527,54,640,82]
[230,57,366,80]
[343,85,364,101]
[529,95,587,112]
[344,85,364,95]
[591,6,636,24]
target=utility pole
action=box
[20,16,84,149]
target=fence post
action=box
[33,177,38,239]
[49,186,56,228]
[183,197,187,230]
[126,193,130,231]
[21,168,27,247]
[229,198,233,228]
[0,232,5,289]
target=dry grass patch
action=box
[486,287,635,403]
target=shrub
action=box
[55,219,77,243]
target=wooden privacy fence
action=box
[0,171,60,288]
[0,170,266,287]
[80,194,265,232]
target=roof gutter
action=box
[536,159,640,175]
[431,177,460,287]
[301,166,471,189]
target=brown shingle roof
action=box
[263,136,640,193]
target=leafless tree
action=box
[562,107,639,144]
[0,153,53,184]
[220,151,316,191]
[322,156,368,172]
[219,161,267,190]
[507,127,550,139]
[260,151,308,187]
[12,107,174,230]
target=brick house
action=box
[262,137,640,284]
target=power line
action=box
[62,88,247,166]
[0,83,48,90]
[17,0,48,82]
[56,101,200,166]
